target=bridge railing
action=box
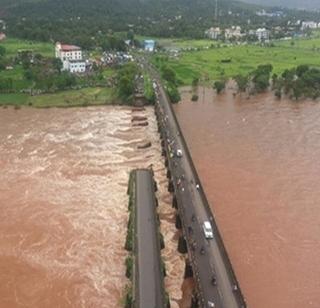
[156,89,247,308]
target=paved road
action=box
[140,58,246,308]
[134,169,166,308]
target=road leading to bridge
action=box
[141,58,246,308]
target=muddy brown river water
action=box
[174,86,320,308]
[0,106,184,308]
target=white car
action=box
[203,221,213,239]
[176,149,183,157]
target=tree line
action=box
[2,0,320,43]
[212,63,320,100]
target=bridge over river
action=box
[139,58,247,308]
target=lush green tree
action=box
[127,30,134,41]
[161,66,176,85]
[118,76,134,100]
[213,80,226,94]
[52,58,63,73]
[0,46,6,58]
[234,75,248,92]
[296,65,309,78]
[166,82,180,103]
[253,73,270,92]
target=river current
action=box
[0,106,184,308]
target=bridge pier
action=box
[191,293,199,308]
[168,179,174,192]
[175,213,182,229]
[184,259,194,278]
[178,235,188,254]
[166,169,171,179]
[172,195,178,209]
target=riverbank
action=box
[0,87,116,108]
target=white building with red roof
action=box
[55,42,86,73]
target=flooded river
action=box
[174,86,320,308]
[0,106,183,308]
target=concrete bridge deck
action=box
[142,59,247,308]
[133,169,166,308]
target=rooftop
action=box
[59,44,81,51]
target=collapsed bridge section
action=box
[125,169,168,308]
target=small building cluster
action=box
[250,28,270,41]
[55,42,86,73]
[205,27,221,40]
[301,21,320,30]
[225,26,242,40]
[205,26,270,42]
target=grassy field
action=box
[158,44,320,85]
[275,37,320,50]
[0,38,54,57]
[0,87,115,108]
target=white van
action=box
[203,221,213,239]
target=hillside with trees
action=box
[1,0,320,45]
[240,0,320,10]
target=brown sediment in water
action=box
[0,106,184,308]
[174,85,320,308]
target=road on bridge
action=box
[139,57,246,308]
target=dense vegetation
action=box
[242,0,320,10]
[1,0,320,44]
[274,65,320,100]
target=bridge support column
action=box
[172,195,178,209]
[166,169,171,179]
[165,158,169,167]
[178,235,188,254]
[191,293,199,308]
[168,180,174,193]
[175,213,182,229]
[184,259,193,278]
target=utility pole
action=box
[215,0,218,22]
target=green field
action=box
[157,43,320,85]
[0,38,54,57]
[0,87,115,108]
